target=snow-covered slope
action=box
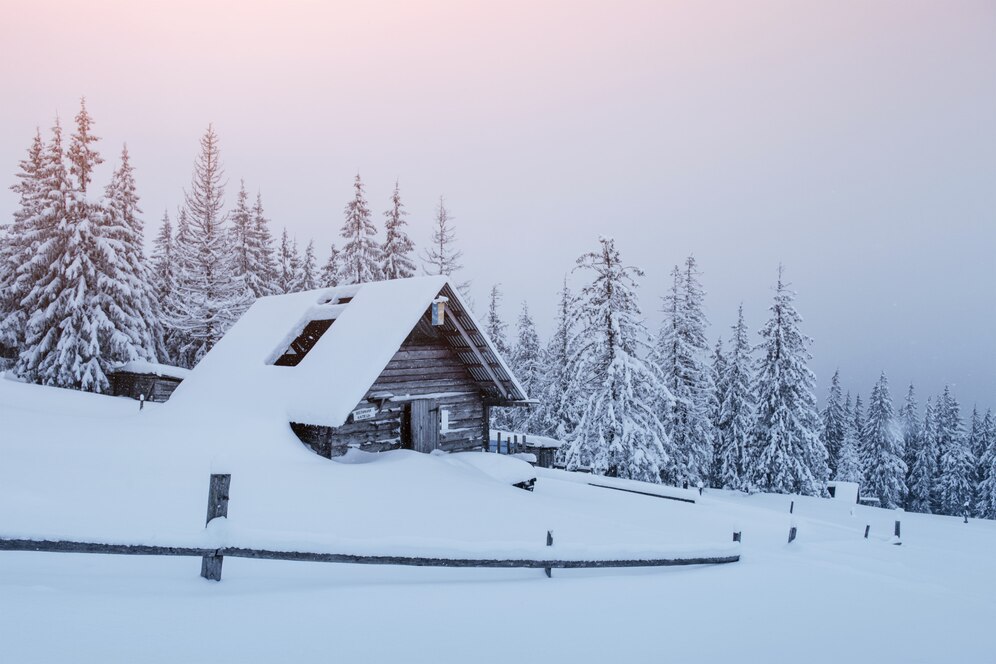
[0,378,994,663]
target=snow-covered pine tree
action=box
[745,266,828,496]
[381,181,416,280]
[229,181,277,298]
[421,196,466,288]
[820,370,847,478]
[560,237,673,482]
[299,240,319,290]
[714,304,754,490]
[164,125,251,367]
[0,129,46,354]
[321,243,341,287]
[860,373,907,508]
[507,302,543,432]
[835,393,864,484]
[708,335,726,485]
[277,228,296,294]
[968,406,985,514]
[339,174,380,284]
[484,284,512,430]
[289,238,303,291]
[17,114,108,390]
[532,277,580,441]
[906,397,939,513]
[653,257,716,486]
[66,98,103,194]
[936,386,974,517]
[98,144,163,363]
[151,211,175,302]
[162,208,194,365]
[251,193,278,294]
[150,210,179,363]
[974,409,996,519]
[898,383,921,505]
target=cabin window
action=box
[440,408,450,433]
[272,319,334,366]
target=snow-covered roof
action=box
[109,360,191,381]
[168,276,528,428]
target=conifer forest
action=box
[2,101,993,520]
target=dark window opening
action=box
[273,319,334,366]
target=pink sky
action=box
[2,0,995,405]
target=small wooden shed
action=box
[108,361,190,403]
[168,276,531,458]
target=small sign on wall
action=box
[351,406,378,422]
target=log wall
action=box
[292,331,487,458]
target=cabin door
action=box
[408,399,440,453]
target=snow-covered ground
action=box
[1,378,993,663]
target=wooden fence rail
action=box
[0,538,740,571]
[0,473,740,581]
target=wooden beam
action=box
[446,310,510,400]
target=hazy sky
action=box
[2,0,995,408]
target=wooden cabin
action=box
[108,361,190,403]
[167,276,530,459]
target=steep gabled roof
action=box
[168,276,528,428]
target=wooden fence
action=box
[0,474,740,581]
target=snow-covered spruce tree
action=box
[820,370,847,478]
[299,240,319,291]
[17,113,108,390]
[974,409,996,519]
[560,237,672,482]
[66,98,103,195]
[381,180,416,280]
[936,386,974,517]
[339,174,380,284]
[421,196,466,289]
[745,266,828,496]
[898,383,921,504]
[276,228,297,294]
[906,397,939,513]
[230,182,277,298]
[150,210,180,363]
[321,243,341,287]
[968,406,985,514]
[252,193,278,294]
[0,129,46,354]
[708,335,726,484]
[533,277,580,441]
[835,393,864,484]
[484,284,512,430]
[99,144,163,363]
[507,302,543,432]
[860,373,907,508]
[714,304,755,490]
[653,257,716,486]
[164,125,251,367]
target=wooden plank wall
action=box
[291,329,486,458]
[109,374,183,403]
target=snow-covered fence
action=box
[0,474,740,582]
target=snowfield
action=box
[0,378,994,663]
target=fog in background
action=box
[2,0,994,407]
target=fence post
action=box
[787,526,797,544]
[545,530,553,578]
[201,473,231,581]
[733,531,741,543]
[894,520,901,538]
[496,431,502,454]
[864,525,870,539]
[789,500,794,514]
